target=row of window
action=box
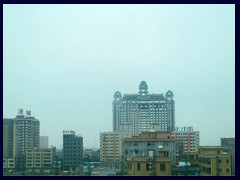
[129,162,166,171]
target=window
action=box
[206,168,211,174]
[226,168,229,173]
[226,159,229,163]
[160,163,166,171]
[218,159,222,163]
[137,163,140,171]
[146,163,150,171]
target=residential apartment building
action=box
[3,109,40,172]
[14,111,40,157]
[113,81,175,136]
[127,146,171,176]
[172,127,199,162]
[3,118,16,159]
[100,132,129,169]
[198,146,231,176]
[25,147,56,173]
[62,130,83,172]
[221,138,235,176]
[123,131,176,166]
[3,158,15,172]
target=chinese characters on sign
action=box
[26,110,31,116]
[63,130,76,134]
[18,109,23,115]
[174,126,193,131]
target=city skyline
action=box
[3,4,235,149]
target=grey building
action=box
[113,81,175,137]
[14,113,40,157]
[3,118,16,159]
[25,147,56,173]
[123,131,176,166]
[3,110,40,159]
[3,109,40,172]
[62,130,83,172]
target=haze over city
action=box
[3,4,235,149]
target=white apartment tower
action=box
[113,81,175,136]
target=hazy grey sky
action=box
[3,4,235,149]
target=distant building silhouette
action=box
[40,136,49,148]
[113,81,175,136]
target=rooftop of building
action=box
[122,93,166,101]
[198,146,223,149]
[114,81,174,101]
[124,131,175,142]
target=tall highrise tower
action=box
[3,109,40,159]
[14,110,40,157]
[3,109,40,171]
[113,81,175,136]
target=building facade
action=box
[127,147,171,176]
[221,138,235,176]
[62,130,83,172]
[25,147,56,173]
[3,110,40,172]
[113,81,175,137]
[14,112,40,157]
[172,127,199,162]
[123,131,176,167]
[3,118,16,159]
[100,132,127,169]
[198,146,232,176]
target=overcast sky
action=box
[3,4,235,149]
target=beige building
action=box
[181,152,199,166]
[25,147,56,173]
[100,131,131,169]
[172,128,199,162]
[198,146,231,176]
[127,147,171,176]
[3,158,15,171]
[124,131,176,166]
[221,138,235,176]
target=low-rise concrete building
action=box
[127,147,171,176]
[198,146,231,176]
[123,131,176,166]
[221,138,235,176]
[25,147,56,173]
